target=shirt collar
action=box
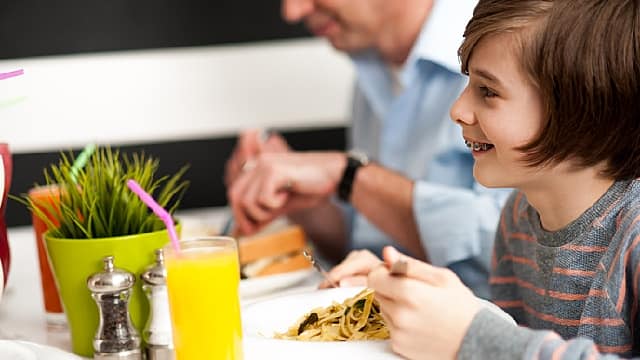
[400,0,477,87]
[350,0,476,116]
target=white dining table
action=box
[0,208,324,359]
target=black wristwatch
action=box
[338,151,369,202]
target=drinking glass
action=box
[164,236,243,360]
[28,184,66,326]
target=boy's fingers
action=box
[381,246,453,287]
[339,275,367,287]
[382,246,402,267]
[328,250,381,280]
[317,275,367,289]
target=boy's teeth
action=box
[464,140,493,151]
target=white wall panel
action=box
[0,38,354,153]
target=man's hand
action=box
[224,129,290,188]
[368,246,481,360]
[227,151,347,235]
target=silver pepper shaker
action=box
[141,249,174,360]
[87,256,142,360]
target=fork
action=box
[302,250,340,288]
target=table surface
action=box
[0,207,323,358]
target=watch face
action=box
[348,150,369,165]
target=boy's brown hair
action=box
[459,0,640,180]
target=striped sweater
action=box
[459,180,640,359]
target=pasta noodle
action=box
[274,288,389,341]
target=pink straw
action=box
[0,69,24,81]
[126,179,180,253]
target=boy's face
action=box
[281,0,391,53]
[450,33,545,189]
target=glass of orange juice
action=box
[164,236,243,360]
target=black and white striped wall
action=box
[1,0,353,226]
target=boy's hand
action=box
[369,246,481,360]
[318,249,382,288]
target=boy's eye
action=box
[479,86,497,98]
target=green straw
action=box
[70,144,97,183]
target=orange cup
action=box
[28,185,65,325]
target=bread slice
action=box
[238,224,312,277]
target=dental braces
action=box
[464,140,491,151]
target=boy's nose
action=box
[450,87,475,126]
[282,0,315,23]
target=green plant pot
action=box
[45,225,180,357]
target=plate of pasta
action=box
[242,286,400,359]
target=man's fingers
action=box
[237,129,264,156]
[240,179,274,223]
[263,132,290,152]
[258,171,293,210]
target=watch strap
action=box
[338,152,368,202]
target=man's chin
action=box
[328,39,371,54]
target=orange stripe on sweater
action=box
[509,232,536,242]
[596,343,633,354]
[490,277,605,300]
[523,303,624,326]
[562,244,608,253]
[490,276,518,284]
[502,255,540,270]
[547,290,590,301]
[587,288,607,298]
[493,300,523,308]
[553,268,596,277]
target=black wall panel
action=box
[0,0,311,59]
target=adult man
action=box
[225,0,506,298]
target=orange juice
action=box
[165,237,243,360]
[28,185,65,322]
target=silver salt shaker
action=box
[141,249,174,360]
[87,256,142,360]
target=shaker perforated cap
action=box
[141,249,167,286]
[87,256,135,293]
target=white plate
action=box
[241,287,516,360]
[242,287,399,360]
[0,340,83,360]
[240,268,316,299]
